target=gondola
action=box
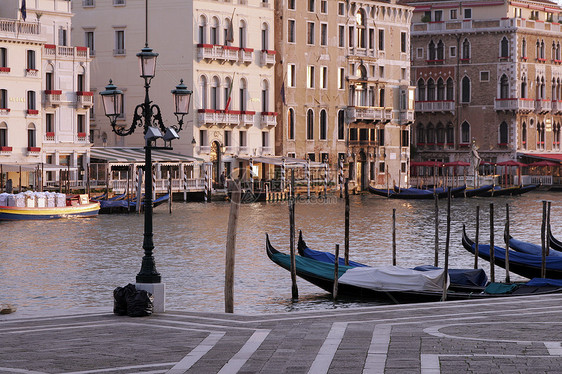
[453,184,494,198]
[297,231,488,291]
[267,234,562,302]
[504,231,562,257]
[477,184,538,197]
[368,185,466,199]
[548,226,562,252]
[462,225,562,279]
[99,193,169,214]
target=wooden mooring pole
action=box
[547,201,551,256]
[290,170,298,299]
[333,244,340,300]
[392,208,397,266]
[442,189,451,301]
[475,205,480,269]
[490,203,495,283]
[504,204,510,284]
[541,200,547,279]
[224,181,240,313]
[168,171,172,214]
[344,178,350,266]
[434,193,439,267]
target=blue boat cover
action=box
[272,251,352,279]
[300,246,369,267]
[525,278,562,287]
[468,243,562,271]
[413,265,488,287]
[508,237,562,257]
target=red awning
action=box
[443,161,470,167]
[522,153,562,162]
[411,161,442,167]
[496,160,527,167]
[529,160,559,167]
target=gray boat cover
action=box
[338,266,449,292]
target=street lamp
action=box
[100,44,192,284]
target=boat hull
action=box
[0,202,100,220]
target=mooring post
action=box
[504,204,510,284]
[290,170,298,299]
[434,193,439,267]
[344,178,350,266]
[475,205,480,269]
[168,171,172,214]
[333,244,340,300]
[442,188,451,301]
[490,203,495,283]
[225,181,240,313]
[541,200,547,279]
[547,201,551,256]
[392,208,397,266]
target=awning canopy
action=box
[90,147,203,164]
[236,155,326,168]
[520,153,562,162]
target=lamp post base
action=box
[136,282,166,313]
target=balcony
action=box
[0,67,10,74]
[239,111,255,127]
[45,132,55,141]
[45,45,90,60]
[346,106,392,123]
[399,110,415,124]
[26,68,39,77]
[494,98,535,112]
[260,112,277,127]
[26,109,39,116]
[44,90,62,107]
[76,91,94,108]
[197,146,211,154]
[197,44,241,63]
[239,48,254,64]
[27,146,41,156]
[258,146,274,156]
[239,146,249,154]
[224,145,238,154]
[535,99,552,113]
[0,108,10,116]
[0,146,12,155]
[415,100,455,113]
[0,19,40,41]
[261,50,276,66]
[77,132,88,142]
[224,46,239,62]
[552,100,562,114]
[349,140,378,148]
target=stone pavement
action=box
[1,294,562,374]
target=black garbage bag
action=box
[113,283,136,316]
[126,289,154,317]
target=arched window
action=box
[199,76,208,109]
[557,42,561,61]
[224,19,232,46]
[540,40,545,59]
[446,123,454,144]
[499,121,508,144]
[436,122,445,144]
[426,122,435,144]
[319,109,327,140]
[521,75,527,98]
[27,91,36,110]
[0,89,7,108]
[239,20,247,49]
[461,76,470,103]
[522,122,527,149]
[461,121,470,144]
[437,78,445,101]
[239,78,247,111]
[446,78,454,100]
[261,80,269,112]
[210,76,220,110]
[27,123,36,147]
[427,78,435,101]
[337,110,345,140]
[356,9,366,48]
[540,76,546,99]
[437,40,444,60]
[198,15,207,44]
[288,108,295,140]
[500,37,509,58]
[428,40,436,60]
[462,38,470,59]
[416,123,425,144]
[521,38,527,58]
[224,76,232,109]
[536,39,541,58]
[0,122,7,147]
[552,78,557,101]
[417,78,426,101]
[261,23,269,50]
[500,74,509,99]
[210,17,219,45]
[306,109,314,140]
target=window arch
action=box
[522,122,527,149]
[0,122,7,147]
[499,121,508,144]
[288,108,295,140]
[417,78,426,101]
[224,19,232,46]
[461,76,470,103]
[210,17,219,45]
[462,38,470,59]
[437,78,445,101]
[500,74,509,99]
[224,76,232,109]
[416,123,425,144]
[306,109,314,140]
[261,79,269,112]
[356,8,367,48]
[427,78,435,101]
[446,78,454,100]
[319,109,327,140]
[426,122,435,144]
[446,123,454,144]
[27,123,36,148]
[0,88,7,108]
[437,40,444,60]
[540,40,545,59]
[461,121,470,144]
[337,110,345,140]
[210,76,220,110]
[27,91,36,110]
[500,36,509,58]
[198,15,207,44]
[436,122,445,144]
[261,22,269,50]
[428,40,436,60]
[239,20,247,49]
[521,38,527,58]
[521,75,527,98]
[199,75,208,109]
[239,78,247,111]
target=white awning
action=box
[90,147,203,164]
[236,155,326,168]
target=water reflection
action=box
[1,191,561,315]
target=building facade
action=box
[408,0,562,179]
[71,0,276,185]
[274,0,414,190]
[0,0,91,190]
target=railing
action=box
[44,45,90,59]
[494,98,535,112]
[0,108,10,116]
[552,100,562,114]
[77,91,94,107]
[239,146,249,154]
[400,110,415,123]
[349,140,377,147]
[261,50,276,65]
[45,90,62,107]
[240,48,254,63]
[239,111,255,127]
[197,146,211,154]
[535,99,552,113]
[346,106,392,123]
[415,100,455,112]
[517,175,553,186]
[0,19,40,36]
[110,178,205,194]
[260,112,277,127]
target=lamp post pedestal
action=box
[135,282,166,313]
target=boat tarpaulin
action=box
[414,265,488,287]
[338,266,449,292]
[90,147,203,164]
[525,278,562,287]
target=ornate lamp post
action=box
[100,44,192,285]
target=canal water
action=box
[1,191,561,316]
